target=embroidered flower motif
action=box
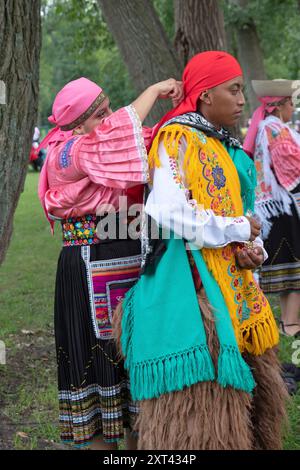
[212,166,226,190]
[199,150,208,163]
[222,245,232,261]
[169,155,185,190]
[261,296,268,307]
[59,137,77,169]
[230,265,237,274]
[253,302,262,313]
[238,305,243,318]
[62,214,100,246]
[208,182,217,195]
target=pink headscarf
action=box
[38,78,104,231]
[243,96,286,157]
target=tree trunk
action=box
[174,0,227,66]
[230,0,266,112]
[0,0,41,265]
[97,0,181,124]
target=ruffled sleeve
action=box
[267,126,300,191]
[74,105,151,189]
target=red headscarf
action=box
[151,51,243,142]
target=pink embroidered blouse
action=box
[44,105,151,219]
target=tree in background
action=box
[0,0,41,265]
[39,0,136,127]
[39,0,300,125]
[97,0,229,123]
[174,0,227,66]
[254,0,300,79]
[224,0,300,112]
[225,0,267,112]
[97,0,181,123]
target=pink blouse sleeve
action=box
[268,127,300,191]
[74,105,150,189]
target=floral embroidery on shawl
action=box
[149,122,279,354]
[199,146,235,216]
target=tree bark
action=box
[230,0,266,112]
[97,0,181,124]
[174,0,227,66]
[0,0,41,265]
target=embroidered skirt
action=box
[54,236,141,448]
[259,199,300,294]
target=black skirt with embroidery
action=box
[259,198,300,294]
[54,228,141,448]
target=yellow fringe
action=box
[149,124,279,356]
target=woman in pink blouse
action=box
[38,76,182,450]
[244,79,300,338]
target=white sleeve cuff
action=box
[253,236,268,262]
[224,216,251,243]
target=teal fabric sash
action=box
[122,235,256,401]
[226,144,257,213]
[121,143,257,401]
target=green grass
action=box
[0,172,299,449]
[0,171,61,341]
[0,171,62,449]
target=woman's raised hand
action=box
[154,78,184,107]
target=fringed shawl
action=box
[121,123,279,401]
[253,116,295,238]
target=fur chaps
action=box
[112,291,289,450]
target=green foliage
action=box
[223,0,300,79]
[39,0,300,126]
[153,0,175,39]
[38,0,178,127]
[52,0,113,52]
[39,0,135,126]
[224,0,257,27]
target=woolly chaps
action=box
[112,291,289,450]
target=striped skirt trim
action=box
[55,239,142,447]
[58,382,138,447]
[259,261,300,293]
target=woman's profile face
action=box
[74,97,113,135]
[278,97,294,123]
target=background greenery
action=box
[39,0,300,130]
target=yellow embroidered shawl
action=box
[149,124,279,355]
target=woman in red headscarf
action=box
[115,52,288,450]
[39,76,183,450]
